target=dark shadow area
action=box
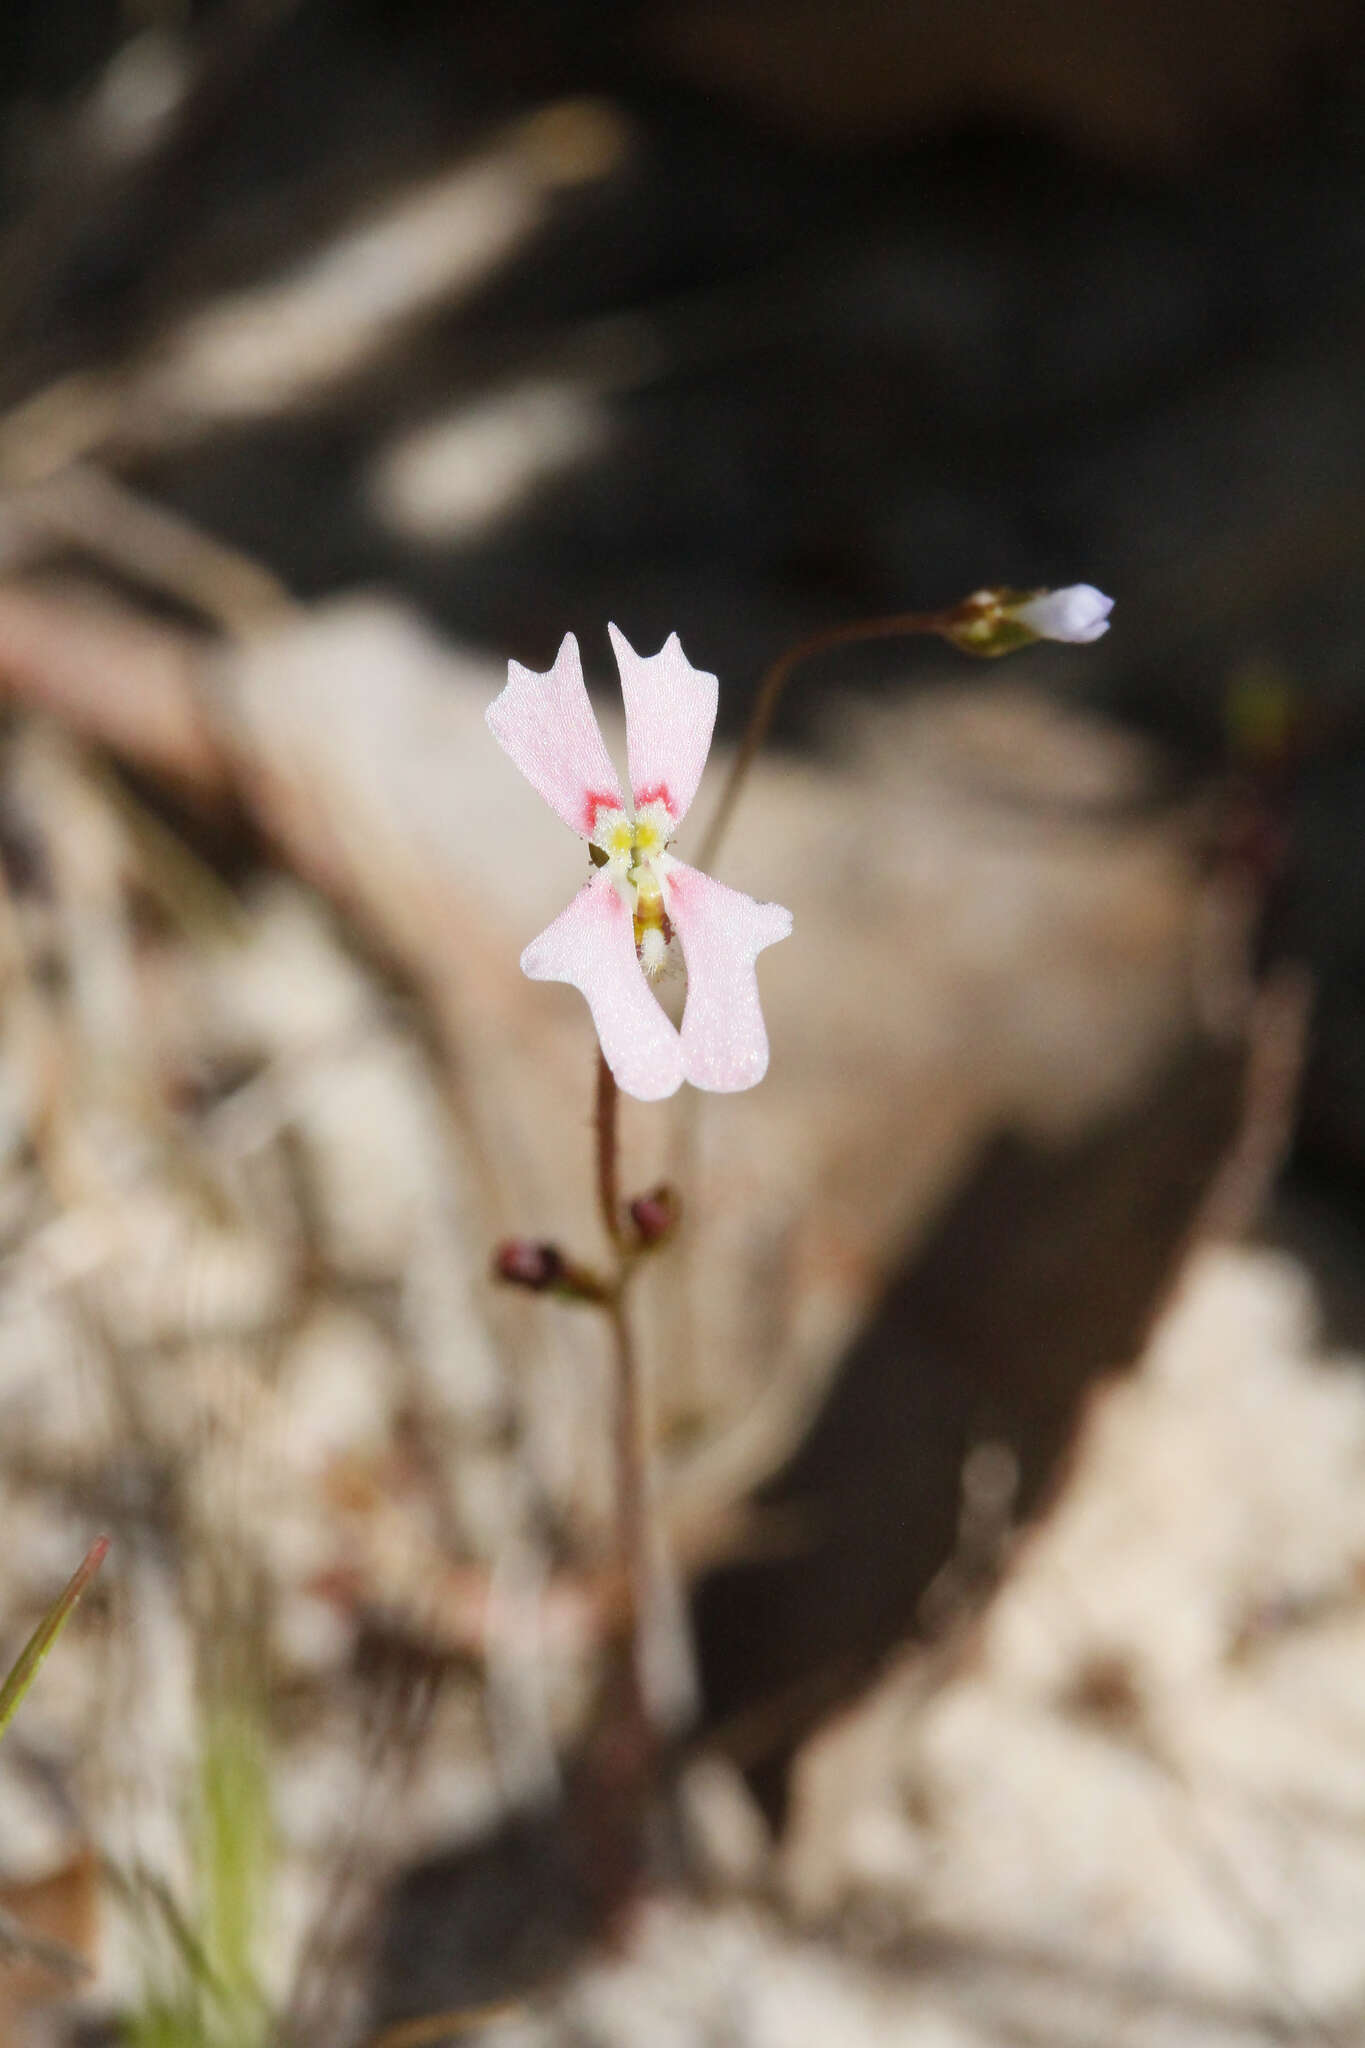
[370,1806,601,2030]
[693,1040,1244,1821]
[1261,1179,1365,1358]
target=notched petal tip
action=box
[488,632,624,837]
[609,621,719,828]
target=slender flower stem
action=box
[606,1289,648,1635]
[595,1048,623,1251]
[698,607,946,870]
[593,1048,650,1693]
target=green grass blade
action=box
[0,1536,109,1743]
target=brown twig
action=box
[0,463,293,632]
[0,577,228,797]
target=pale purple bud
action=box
[1009,585,1113,644]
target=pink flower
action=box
[487,626,792,1101]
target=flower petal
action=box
[487,632,626,839]
[1010,585,1113,644]
[663,861,792,1092]
[608,624,718,829]
[521,869,683,1101]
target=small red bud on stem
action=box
[628,1184,680,1247]
[494,1239,564,1289]
[492,1239,611,1304]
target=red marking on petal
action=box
[634,781,676,818]
[584,788,624,834]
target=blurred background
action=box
[0,0,1364,2042]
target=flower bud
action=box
[942,585,1113,656]
[492,1239,564,1290]
[1009,584,1113,644]
[492,1239,613,1304]
[629,1184,680,1247]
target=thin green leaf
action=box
[0,1536,109,1743]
